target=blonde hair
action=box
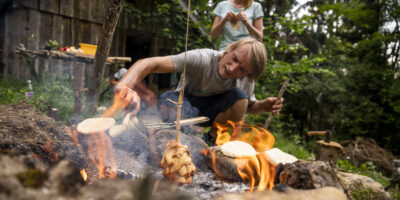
[223,38,267,80]
[244,0,253,9]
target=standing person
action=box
[211,0,264,51]
[114,38,283,143]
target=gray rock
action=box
[215,186,347,200]
[279,160,342,189]
[46,160,84,195]
[338,172,392,200]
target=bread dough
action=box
[220,141,257,158]
[77,117,115,134]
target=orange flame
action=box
[214,120,276,192]
[66,82,153,182]
[44,139,59,161]
[80,169,88,181]
[66,127,117,182]
[86,131,117,179]
[102,88,132,118]
[215,121,274,152]
[202,149,222,178]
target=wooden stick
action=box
[264,78,290,129]
[175,0,191,144]
[328,161,355,200]
[175,116,209,126]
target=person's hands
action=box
[224,11,238,23]
[236,9,247,23]
[114,84,141,117]
[262,97,284,115]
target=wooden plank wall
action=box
[0,0,127,80]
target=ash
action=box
[113,139,250,200]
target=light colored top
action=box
[172,49,256,103]
[213,0,264,51]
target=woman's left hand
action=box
[237,10,247,23]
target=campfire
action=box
[65,88,133,182]
[205,120,276,192]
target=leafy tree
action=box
[294,0,400,154]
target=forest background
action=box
[131,0,400,155]
[1,0,399,156]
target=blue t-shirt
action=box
[213,0,264,51]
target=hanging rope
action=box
[175,0,191,143]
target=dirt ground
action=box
[0,102,82,166]
[341,137,396,176]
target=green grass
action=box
[337,160,391,187]
[272,131,312,160]
[0,75,112,124]
[337,160,400,200]
[0,76,27,104]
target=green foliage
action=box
[125,0,214,52]
[350,183,380,200]
[16,169,47,188]
[271,131,312,161]
[44,39,59,50]
[0,76,27,104]
[0,75,115,124]
[337,160,390,187]
[336,160,400,199]
[29,76,75,123]
[389,185,400,200]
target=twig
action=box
[175,0,191,143]
[264,78,289,129]
[328,161,355,200]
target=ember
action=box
[80,169,88,181]
[44,139,59,161]
[213,120,276,192]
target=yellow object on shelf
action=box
[79,43,97,56]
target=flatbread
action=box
[122,113,138,128]
[77,117,115,134]
[109,124,126,137]
[109,115,138,137]
[220,141,257,158]
[264,148,298,166]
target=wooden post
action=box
[48,105,53,117]
[73,62,85,124]
[85,0,125,113]
[316,140,343,163]
[51,108,58,121]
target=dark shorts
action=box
[158,88,248,126]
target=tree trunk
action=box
[85,0,125,113]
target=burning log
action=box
[204,121,277,191]
[278,160,343,189]
[73,117,119,182]
[205,145,247,182]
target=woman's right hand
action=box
[224,11,237,23]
